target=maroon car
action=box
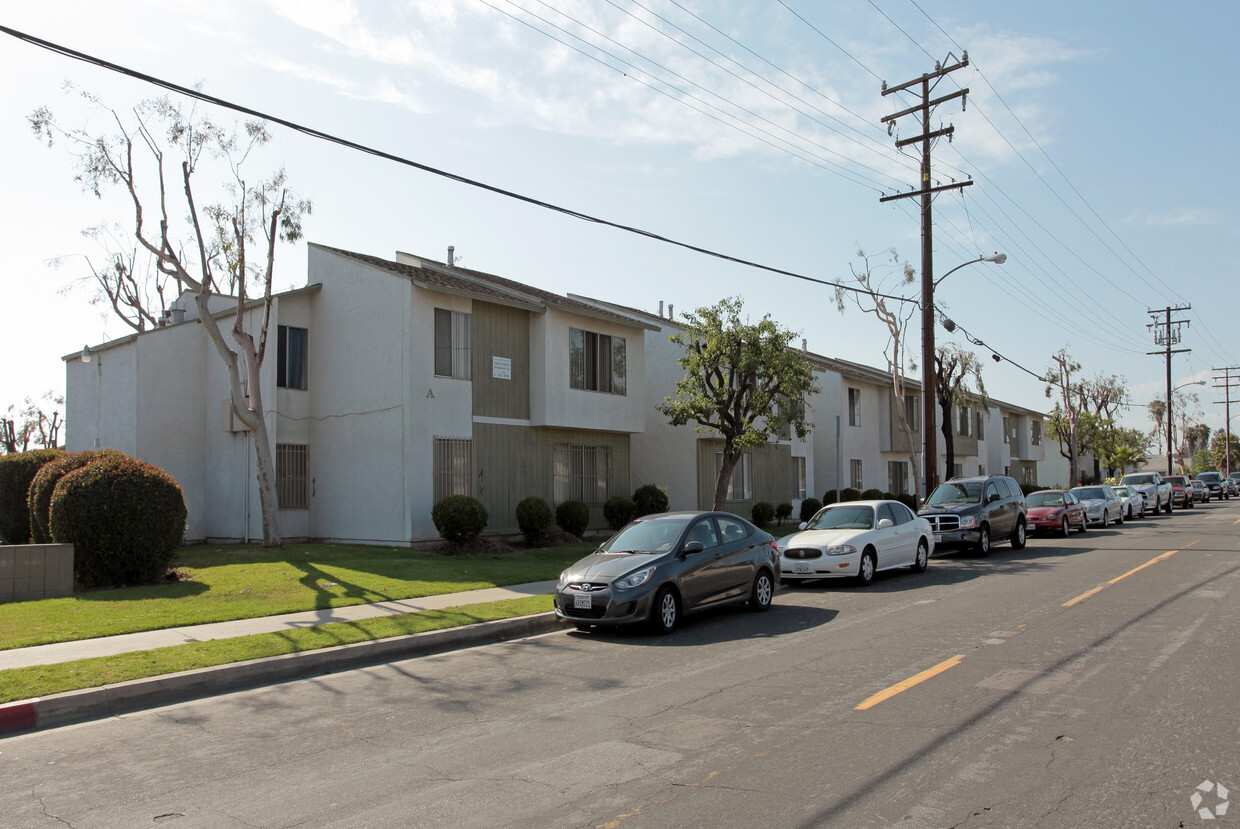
[1026,489,1088,537]
[1164,475,1192,509]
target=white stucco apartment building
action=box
[65,244,1050,544]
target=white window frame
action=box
[850,458,863,490]
[434,308,472,380]
[957,404,972,437]
[848,388,862,427]
[276,325,308,390]
[570,328,627,395]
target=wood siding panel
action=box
[471,302,530,420]
[695,439,794,513]
[472,422,630,531]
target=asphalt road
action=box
[3,501,1239,828]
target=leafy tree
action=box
[661,297,819,511]
[1096,427,1149,477]
[32,89,310,546]
[934,344,986,486]
[1208,429,1240,475]
[835,249,922,498]
[1078,373,1129,482]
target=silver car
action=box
[1112,485,1145,519]
[1070,485,1125,528]
[554,511,779,634]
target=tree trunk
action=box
[939,398,955,481]
[713,446,741,512]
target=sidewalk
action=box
[0,580,566,735]
[0,579,559,671]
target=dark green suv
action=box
[918,475,1028,556]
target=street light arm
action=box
[932,252,1006,289]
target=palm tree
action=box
[1102,445,1148,478]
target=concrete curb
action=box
[0,612,570,737]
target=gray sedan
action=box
[554,511,780,634]
[1070,485,1125,528]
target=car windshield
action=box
[806,504,874,531]
[1121,474,1156,485]
[927,481,982,505]
[1074,487,1107,500]
[1114,487,1131,497]
[1165,477,1187,485]
[600,516,692,553]
[1027,492,1064,507]
[1199,473,1222,482]
[1193,481,1206,488]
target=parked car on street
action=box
[1197,472,1231,501]
[1112,485,1146,518]
[1070,485,1125,528]
[779,500,933,586]
[1119,471,1173,515]
[1226,476,1239,497]
[1164,475,1193,509]
[918,474,1028,556]
[554,511,779,634]
[1228,472,1240,494]
[1026,489,1088,536]
[1191,479,1210,503]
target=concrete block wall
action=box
[0,545,74,603]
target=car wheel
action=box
[856,550,877,586]
[650,586,680,635]
[1101,511,1109,528]
[1010,519,1027,549]
[1167,500,1173,515]
[1152,500,1161,515]
[1117,508,1124,525]
[1060,517,1070,538]
[749,570,774,611]
[1140,504,1146,517]
[910,539,929,573]
[1078,516,1088,533]
[975,525,991,557]
[1189,498,1194,509]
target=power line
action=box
[0,23,919,309]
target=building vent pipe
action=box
[658,300,664,318]
[802,339,807,351]
[447,245,455,267]
[667,303,674,319]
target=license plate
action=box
[794,564,811,574]
[574,594,592,610]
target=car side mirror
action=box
[798,522,808,530]
[988,493,1000,503]
[680,540,705,555]
[877,518,894,529]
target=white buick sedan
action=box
[779,500,934,586]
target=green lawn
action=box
[0,542,591,650]
[0,595,553,704]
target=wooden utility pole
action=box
[880,54,973,497]
[1213,366,1240,477]
[1147,306,1191,474]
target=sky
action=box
[2,0,1237,446]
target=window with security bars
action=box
[554,444,612,505]
[433,437,474,501]
[276,444,309,509]
[888,461,908,495]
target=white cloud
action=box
[1123,208,1219,228]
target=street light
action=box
[922,252,1007,498]
[1168,379,1206,474]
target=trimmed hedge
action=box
[556,500,590,538]
[604,496,636,530]
[840,487,863,502]
[515,496,552,546]
[821,490,838,506]
[0,448,64,544]
[861,488,885,501]
[751,501,775,528]
[49,453,186,588]
[28,449,119,544]
[799,497,823,523]
[632,484,669,517]
[775,502,793,524]
[896,493,918,511]
[431,495,489,544]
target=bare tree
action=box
[1,393,64,454]
[1078,373,1129,482]
[934,345,986,481]
[32,88,311,546]
[1044,349,1084,485]
[1147,398,1166,455]
[835,249,923,499]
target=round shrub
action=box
[431,495,489,545]
[0,448,64,544]
[28,449,120,544]
[604,496,636,530]
[799,497,822,523]
[896,493,918,511]
[751,501,775,528]
[775,502,793,524]
[556,500,590,538]
[49,453,186,588]
[515,496,552,546]
[861,488,884,501]
[632,484,669,517]
[840,487,863,502]
[821,490,838,506]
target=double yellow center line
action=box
[855,541,1197,710]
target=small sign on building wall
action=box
[492,356,512,380]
